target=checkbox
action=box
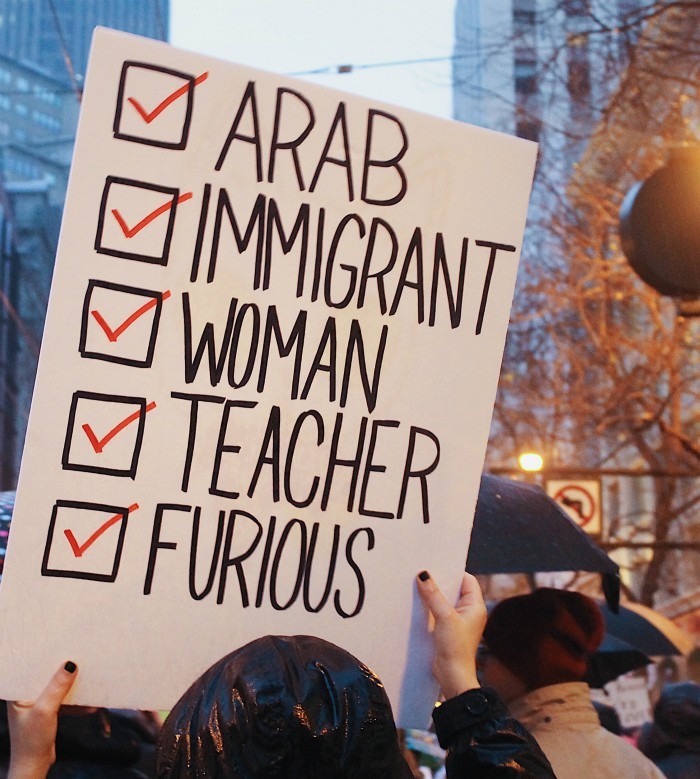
[41,500,133,582]
[94,176,190,265]
[79,279,170,368]
[62,391,155,478]
[113,61,202,149]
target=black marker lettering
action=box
[217,509,263,605]
[340,320,388,413]
[300,317,337,404]
[303,523,341,613]
[248,405,281,501]
[334,527,375,618]
[257,306,307,399]
[390,227,424,322]
[357,217,398,314]
[215,80,263,178]
[183,293,237,385]
[397,426,441,524]
[321,413,367,511]
[208,190,266,285]
[430,234,468,329]
[361,109,408,206]
[171,393,226,492]
[189,506,226,600]
[268,87,315,190]
[309,102,353,200]
[144,503,190,594]
[284,410,324,508]
[474,240,516,335]
[323,214,365,309]
[264,198,310,294]
[359,419,399,518]
[190,183,211,283]
[210,399,258,498]
[269,518,307,610]
[227,302,260,388]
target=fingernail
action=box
[418,570,430,582]
[64,661,77,673]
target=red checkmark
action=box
[64,503,139,558]
[82,401,156,454]
[112,192,192,238]
[91,290,171,343]
[127,71,209,123]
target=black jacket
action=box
[433,687,557,778]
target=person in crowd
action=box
[6,572,556,779]
[637,681,700,779]
[477,587,665,779]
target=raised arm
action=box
[416,572,556,779]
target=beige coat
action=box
[509,682,665,779]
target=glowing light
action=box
[518,452,544,472]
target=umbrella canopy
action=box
[598,600,695,656]
[467,474,619,577]
[585,633,652,688]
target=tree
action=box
[456,1,700,604]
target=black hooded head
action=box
[157,635,413,779]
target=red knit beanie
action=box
[483,588,605,690]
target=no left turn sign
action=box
[545,479,602,536]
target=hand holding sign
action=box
[7,662,77,779]
[417,571,485,699]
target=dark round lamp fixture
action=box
[620,146,700,302]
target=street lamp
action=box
[620,145,700,314]
[518,452,544,473]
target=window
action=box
[513,0,537,31]
[567,45,591,98]
[515,57,538,95]
[566,0,591,16]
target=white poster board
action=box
[0,29,537,727]
[604,675,653,729]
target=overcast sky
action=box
[169,0,456,118]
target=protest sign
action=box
[0,28,537,727]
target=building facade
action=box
[0,0,168,80]
[0,0,170,488]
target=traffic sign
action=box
[546,479,602,536]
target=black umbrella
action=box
[466,474,620,606]
[598,600,694,657]
[585,633,652,688]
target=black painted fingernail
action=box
[418,570,430,582]
[64,661,77,673]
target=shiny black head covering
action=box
[157,635,414,779]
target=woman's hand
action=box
[8,661,77,779]
[416,571,486,699]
